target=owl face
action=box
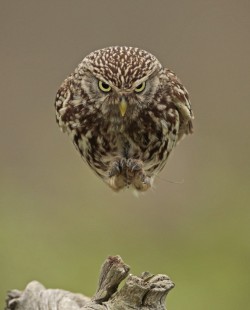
[77,46,163,120]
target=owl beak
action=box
[119,97,127,117]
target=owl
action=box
[55,46,194,191]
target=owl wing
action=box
[164,69,194,141]
[54,76,84,134]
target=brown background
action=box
[0,1,250,309]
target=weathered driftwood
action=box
[5,255,174,310]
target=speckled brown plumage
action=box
[55,46,194,191]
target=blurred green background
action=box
[1,1,249,309]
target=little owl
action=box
[55,46,194,191]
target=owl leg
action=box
[107,157,128,191]
[126,159,151,191]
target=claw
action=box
[109,165,120,177]
[126,159,143,172]
[109,157,126,177]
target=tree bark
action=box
[5,255,174,310]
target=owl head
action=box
[75,46,163,120]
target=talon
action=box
[109,164,121,177]
[109,157,126,177]
[131,163,141,172]
[126,159,143,172]
[120,158,127,170]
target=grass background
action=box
[1,1,250,309]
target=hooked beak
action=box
[119,97,127,117]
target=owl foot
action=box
[125,159,143,183]
[107,158,151,192]
[107,157,128,191]
[109,157,127,178]
[126,159,151,191]
[108,174,128,191]
[133,173,151,191]
[126,158,143,172]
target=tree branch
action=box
[5,255,174,310]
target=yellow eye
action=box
[134,81,146,93]
[98,81,111,92]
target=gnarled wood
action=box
[5,255,174,310]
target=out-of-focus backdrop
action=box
[1,1,249,309]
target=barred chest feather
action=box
[73,105,180,180]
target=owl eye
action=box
[98,81,111,92]
[134,81,146,93]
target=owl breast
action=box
[73,103,180,185]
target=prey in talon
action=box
[55,46,194,192]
